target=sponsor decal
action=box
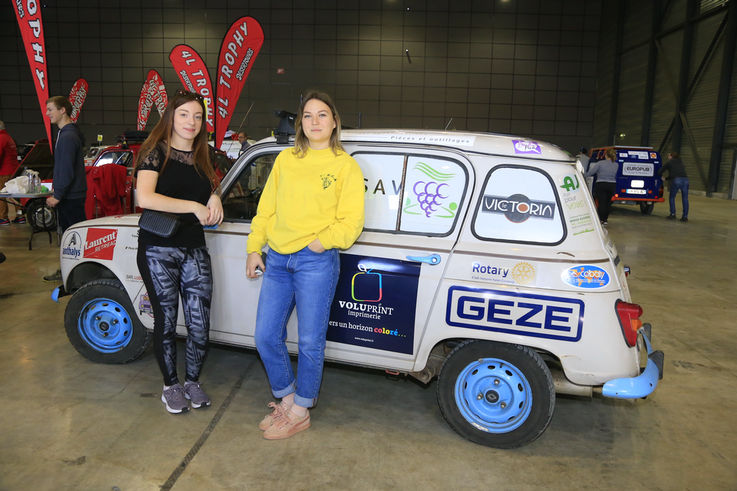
[472,260,537,285]
[628,150,649,160]
[562,265,610,289]
[403,162,458,219]
[385,134,476,146]
[328,254,420,354]
[83,228,118,260]
[511,261,536,285]
[61,231,82,259]
[560,175,580,192]
[622,162,654,177]
[650,152,657,159]
[138,292,153,317]
[126,274,143,283]
[481,193,555,222]
[512,140,541,154]
[446,286,583,342]
[68,78,88,123]
[12,0,52,147]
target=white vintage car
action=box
[54,129,663,448]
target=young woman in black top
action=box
[135,90,223,414]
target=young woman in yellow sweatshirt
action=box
[245,91,365,439]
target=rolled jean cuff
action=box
[272,381,297,400]
[294,393,317,408]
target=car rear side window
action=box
[353,152,467,236]
[472,165,566,245]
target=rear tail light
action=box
[623,266,631,277]
[616,300,642,347]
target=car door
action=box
[323,144,474,371]
[204,147,283,346]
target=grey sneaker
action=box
[184,381,211,409]
[161,383,189,414]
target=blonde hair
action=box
[293,90,343,157]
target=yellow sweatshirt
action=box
[246,146,365,255]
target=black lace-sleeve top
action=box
[136,143,213,248]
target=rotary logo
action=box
[511,262,536,285]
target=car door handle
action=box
[406,254,441,265]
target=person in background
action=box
[0,121,19,226]
[135,90,223,414]
[658,151,689,222]
[577,147,591,173]
[238,131,250,155]
[43,97,87,281]
[246,91,365,440]
[585,148,618,225]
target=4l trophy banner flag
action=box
[136,69,167,131]
[215,17,264,148]
[169,44,215,134]
[68,78,88,123]
[12,0,52,149]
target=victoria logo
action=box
[481,194,556,222]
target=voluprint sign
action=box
[12,0,52,148]
[215,16,263,148]
[169,44,215,133]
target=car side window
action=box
[221,153,278,221]
[472,165,566,245]
[353,152,467,236]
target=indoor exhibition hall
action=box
[1,1,736,490]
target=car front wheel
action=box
[437,340,555,448]
[64,279,150,363]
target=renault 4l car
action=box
[53,130,663,448]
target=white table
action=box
[0,192,55,250]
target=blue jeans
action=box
[669,177,689,218]
[254,247,340,408]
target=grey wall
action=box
[2,0,602,154]
[592,0,737,196]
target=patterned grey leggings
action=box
[137,245,213,386]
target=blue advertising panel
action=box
[327,254,420,354]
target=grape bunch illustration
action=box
[413,181,448,217]
[404,161,457,218]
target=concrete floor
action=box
[1,194,736,490]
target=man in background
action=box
[0,120,19,226]
[43,96,87,281]
[658,151,689,222]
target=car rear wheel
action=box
[64,279,150,363]
[640,202,654,215]
[437,340,555,448]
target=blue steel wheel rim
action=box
[454,357,533,433]
[77,297,133,353]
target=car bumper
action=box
[602,324,664,399]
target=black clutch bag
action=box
[138,209,181,238]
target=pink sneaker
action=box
[259,401,288,431]
[263,408,310,440]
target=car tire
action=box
[437,340,555,448]
[640,202,654,215]
[25,197,56,231]
[64,279,151,364]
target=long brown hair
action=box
[135,90,216,186]
[293,90,344,158]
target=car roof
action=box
[256,129,574,162]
